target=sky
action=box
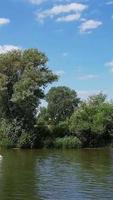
[0,0,113,99]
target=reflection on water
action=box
[0,148,113,200]
[0,150,40,200]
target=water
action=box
[0,148,113,200]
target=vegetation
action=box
[0,49,113,149]
[46,86,80,124]
[53,136,81,149]
[69,93,113,147]
[0,49,57,148]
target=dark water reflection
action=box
[0,148,113,200]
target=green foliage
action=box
[53,136,81,149]
[43,138,54,148]
[17,132,33,149]
[34,122,52,148]
[69,93,113,147]
[0,138,14,149]
[51,120,70,138]
[46,86,80,124]
[1,49,113,149]
[88,93,107,106]
[37,106,71,139]
[0,119,16,148]
[37,107,50,126]
[0,48,57,148]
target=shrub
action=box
[0,138,14,148]
[43,138,54,148]
[17,132,33,148]
[0,119,16,148]
[52,120,70,138]
[0,118,24,147]
[53,136,81,149]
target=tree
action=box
[88,93,107,106]
[46,86,80,124]
[69,93,113,147]
[0,49,58,147]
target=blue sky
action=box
[0,0,113,99]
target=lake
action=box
[0,148,113,200]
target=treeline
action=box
[37,89,113,148]
[0,49,113,149]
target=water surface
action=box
[0,148,113,200]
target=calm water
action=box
[0,148,113,200]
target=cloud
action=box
[105,60,113,73]
[77,74,99,80]
[106,1,113,5]
[0,45,21,54]
[79,19,102,33]
[77,90,100,99]
[56,13,81,22]
[28,0,46,5]
[36,3,87,22]
[0,18,10,25]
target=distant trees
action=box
[0,49,113,149]
[69,93,113,147]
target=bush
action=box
[0,118,24,147]
[53,136,81,149]
[17,132,33,148]
[0,138,15,148]
[43,138,54,148]
[51,121,70,138]
[69,95,113,147]
[0,119,16,148]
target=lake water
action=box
[0,148,113,200]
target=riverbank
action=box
[0,135,113,149]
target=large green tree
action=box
[0,49,57,147]
[46,86,80,124]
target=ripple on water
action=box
[0,149,113,200]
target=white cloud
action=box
[77,90,100,99]
[0,45,21,54]
[28,0,46,5]
[106,1,113,5]
[56,13,81,22]
[106,60,113,67]
[78,74,99,80]
[36,3,87,22]
[105,60,113,73]
[79,19,102,33]
[0,18,10,25]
